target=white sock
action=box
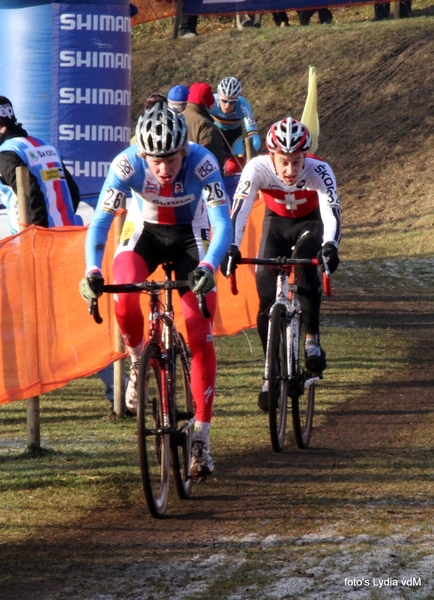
[194,422,210,448]
[127,341,143,363]
[305,334,319,348]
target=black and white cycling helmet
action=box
[265,117,311,154]
[217,76,242,100]
[135,103,188,157]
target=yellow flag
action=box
[300,65,319,154]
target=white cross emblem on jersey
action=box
[275,192,308,211]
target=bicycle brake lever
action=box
[229,272,238,295]
[197,291,211,319]
[226,255,235,279]
[88,297,103,324]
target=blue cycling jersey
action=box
[0,136,77,233]
[86,142,232,274]
[210,95,261,154]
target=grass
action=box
[1,6,434,598]
[0,321,416,541]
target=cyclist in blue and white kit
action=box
[80,102,232,478]
[0,96,79,233]
[210,77,261,175]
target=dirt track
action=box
[3,288,434,599]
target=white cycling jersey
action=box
[231,153,341,248]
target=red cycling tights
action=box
[113,251,217,423]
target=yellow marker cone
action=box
[300,65,319,154]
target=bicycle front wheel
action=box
[137,342,170,518]
[268,303,289,453]
[171,332,194,500]
[291,320,315,449]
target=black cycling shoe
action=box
[305,348,326,374]
[257,391,269,413]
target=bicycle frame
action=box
[144,267,194,435]
[264,266,298,388]
[229,256,328,451]
[89,263,202,516]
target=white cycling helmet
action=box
[135,103,188,157]
[217,76,242,100]
[265,117,312,154]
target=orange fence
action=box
[132,0,178,25]
[0,225,122,405]
[0,199,265,406]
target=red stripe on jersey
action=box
[157,183,177,224]
[47,161,72,225]
[261,188,319,219]
[26,137,42,147]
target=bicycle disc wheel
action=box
[291,320,315,449]
[268,303,289,452]
[137,342,170,518]
[171,332,194,500]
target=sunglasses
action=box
[220,99,237,105]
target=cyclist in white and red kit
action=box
[221,117,341,411]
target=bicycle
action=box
[229,256,331,452]
[89,262,209,518]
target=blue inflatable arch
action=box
[0,0,131,201]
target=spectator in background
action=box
[179,15,199,38]
[0,95,115,406]
[297,8,333,25]
[272,12,290,27]
[144,93,167,110]
[0,96,79,232]
[131,93,168,145]
[236,13,262,30]
[183,82,225,175]
[168,85,189,113]
[373,1,412,20]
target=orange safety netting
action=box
[0,198,265,405]
[0,225,123,405]
[131,0,178,25]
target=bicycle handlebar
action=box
[228,256,332,297]
[102,280,191,293]
[88,280,211,323]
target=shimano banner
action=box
[53,4,131,198]
[0,0,131,200]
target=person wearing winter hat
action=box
[182,83,225,174]
[168,85,189,113]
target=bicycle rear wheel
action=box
[290,320,315,449]
[171,332,194,500]
[137,342,170,518]
[267,303,289,452]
